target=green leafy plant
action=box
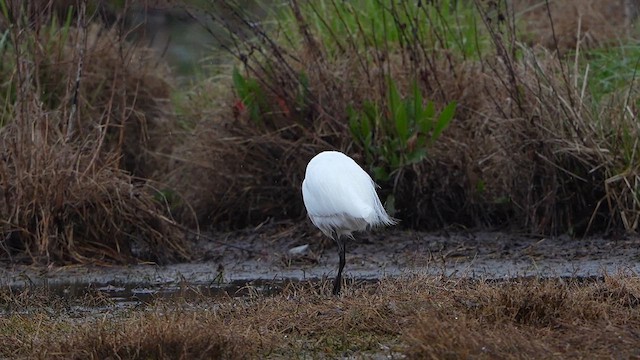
[349,78,456,182]
[232,67,270,125]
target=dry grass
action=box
[36,22,177,178]
[407,276,640,358]
[515,0,635,51]
[39,312,252,360]
[395,51,614,233]
[0,101,188,263]
[1,274,639,358]
[0,1,189,264]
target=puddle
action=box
[3,277,288,311]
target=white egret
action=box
[302,151,397,295]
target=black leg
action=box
[332,237,346,295]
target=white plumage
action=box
[302,151,396,295]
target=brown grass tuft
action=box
[407,314,554,359]
[0,99,189,263]
[405,275,640,358]
[0,307,257,359]
[52,311,252,360]
[0,3,189,263]
[38,23,177,178]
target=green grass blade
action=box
[232,67,248,97]
[432,101,456,142]
[388,79,409,143]
[419,101,435,134]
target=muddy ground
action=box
[2,228,639,302]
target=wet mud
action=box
[1,230,638,304]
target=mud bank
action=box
[1,231,638,302]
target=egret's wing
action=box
[303,159,372,213]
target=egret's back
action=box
[302,151,395,238]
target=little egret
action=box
[302,151,397,295]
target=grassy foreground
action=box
[1,274,639,359]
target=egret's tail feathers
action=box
[367,210,398,228]
[368,183,398,228]
[381,213,399,227]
